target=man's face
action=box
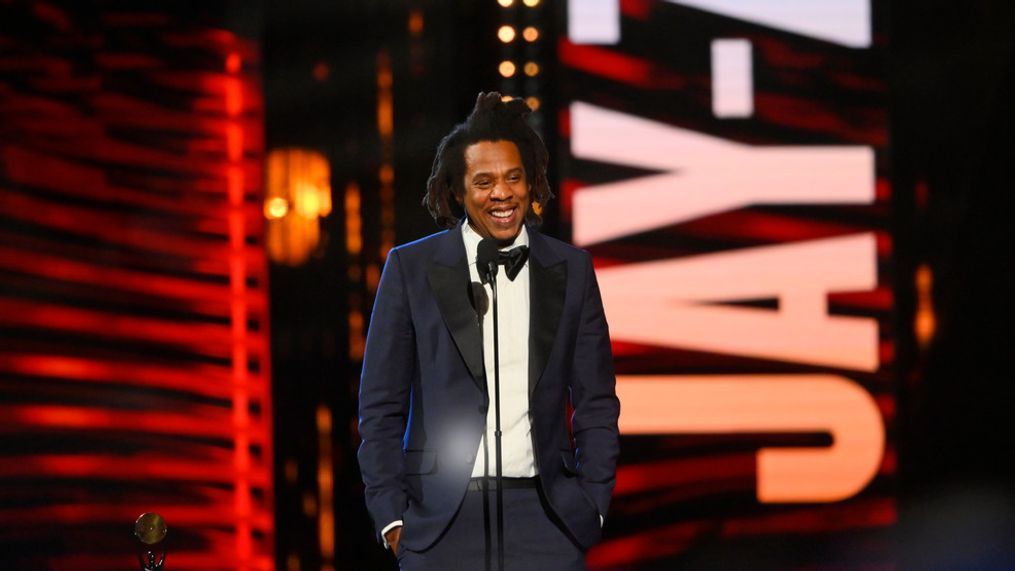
[460,139,532,246]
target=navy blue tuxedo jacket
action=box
[357,221,620,552]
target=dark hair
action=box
[423,91,553,228]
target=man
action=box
[358,92,620,570]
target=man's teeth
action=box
[491,209,514,219]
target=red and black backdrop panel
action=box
[0,3,273,569]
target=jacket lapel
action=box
[527,229,567,397]
[426,222,486,392]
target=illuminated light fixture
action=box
[498,25,516,43]
[524,61,540,76]
[264,196,289,219]
[265,148,333,266]
[498,60,516,77]
[523,0,540,6]
[408,9,424,36]
[345,181,362,256]
[501,95,513,102]
[316,404,335,564]
[523,26,540,42]
[295,182,325,218]
[915,263,936,348]
[497,0,514,6]
[525,96,540,111]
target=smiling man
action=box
[461,139,531,244]
[357,92,620,570]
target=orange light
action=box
[264,197,289,219]
[497,25,516,43]
[376,51,396,261]
[523,26,540,42]
[523,0,540,6]
[915,263,936,347]
[499,60,516,77]
[524,61,539,76]
[345,181,362,256]
[501,95,513,102]
[377,52,393,137]
[525,96,540,111]
[265,148,332,266]
[295,182,322,218]
[316,405,334,563]
[408,9,424,36]
[497,0,514,6]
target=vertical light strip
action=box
[317,404,335,571]
[711,39,754,118]
[345,181,363,259]
[345,181,365,360]
[914,263,935,348]
[377,51,396,263]
[225,50,252,570]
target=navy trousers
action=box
[397,485,586,570]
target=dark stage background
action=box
[1,1,1014,570]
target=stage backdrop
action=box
[0,3,273,570]
[557,1,894,568]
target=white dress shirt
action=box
[461,221,537,479]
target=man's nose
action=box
[490,179,512,199]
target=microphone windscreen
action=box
[476,238,499,268]
[135,512,167,546]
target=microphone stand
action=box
[489,265,505,571]
[471,280,494,571]
[479,253,505,571]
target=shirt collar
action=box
[462,217,529,263]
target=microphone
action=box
[476,238,499,285]
[135,512,167,571]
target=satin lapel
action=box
[528,230,567,397]
[426,224,486,391]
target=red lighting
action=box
[0,10,274,570]
[227,52,243,74]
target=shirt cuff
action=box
[381,520,403,549]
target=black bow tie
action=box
[497,245,529,281]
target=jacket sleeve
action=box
[570,251,621,520]
[357,249,415,544]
